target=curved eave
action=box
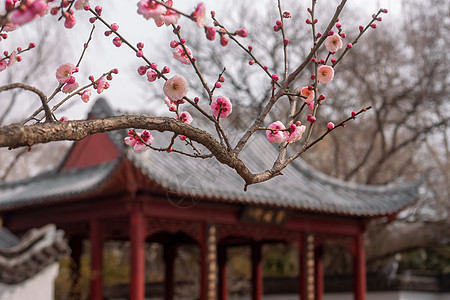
[0,161,121,212]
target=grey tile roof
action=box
[0,224,68,284]
[128,131,420,217]
[0,161,119,211]
[0,98,420,217]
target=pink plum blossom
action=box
[163,75,189,100]
[317,65,335,84]
[56,63,76,84]
[300,87,315,103]
[7,50,17,67]
[327,122,335,130]
[161,8,180,26]
[178,112,193,124]
[11,0,49,26]
[164,96,177,111]
[210,96,232,118]
[74,0,89,10]
[266,121,288,144]
[81,89,92,103]
[307,100,314,111]
[324,32,343,53]
[286,123,306,143]
[137,0,166,20]
[0,60,7,72]
[193,2,206,27]
[64,13,76,29]
[146,70,158,82]
[62,79,79,94]
[173,45,193,65]
[124,129,154,152]
[96,76,107,94]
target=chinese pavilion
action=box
[0,99,420,300]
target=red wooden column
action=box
[200,222,207,300]
[130,202,146,300]
[353,230,366,300]
[314,245,324,300]
[251,242,263,300]
[164,243,176,300]
[68,236,83,300]
[218,245,227,300]
[90,219,103,300]
[298,233,307,300]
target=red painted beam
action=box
[298,234,307,300]
[130,202,146,300]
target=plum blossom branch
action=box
[234,0,347,156]
[0,83,53,123]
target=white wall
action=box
[0,263,59,300]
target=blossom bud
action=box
[215,82,222,88]
[316,33,322,38]
[328,30,334,36]
[95,5,102,15]
[248,45,253,51]
[112,68,119,74]
[89,17,97,23]
[311,58,317,63]
[194,97,199,104]
[283,11,291,18]
[309,116,316,124]
[106,74,113,81]
[313,19,318,24]
[381,9,388,13]
[347,43,353,48]
[16,56,22,62]
[318,94,325,101]
[150,63,157,69]
[88,75,95,81]
[340,33,346,38]
[272,74,279,82]
[318,59,325,64]
[113,37,122,47]
[104,31,112,36]
[219,76,225,82]
[370,23,377,29]
[111,23,119,31]
[331,58,336,64]
[137,66,147,75]
[180,38,186,44]
[308,85,313,91]
[29,42,36,48]
[162,66,170,74]
[84,5,90,11]
[136,51,143,57]
[336,23,342,29]
[17,47,22,52]
[283,38,289,46]
[220,35,228,46]
[170,40,178,48]
[327,122,335,130]
[276,20,282,26]
[263,66,268,70]
[236,29,248,37]
[50,7,59,15]
[273,25,280,32]
[306,19,312,24]
[307,8,312,13]
[377,17,382,21]
[352,111,357,117]
[359,25,364,32]
[205,27,216,40]
[311,74,316,80]
[137,42,144,50]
